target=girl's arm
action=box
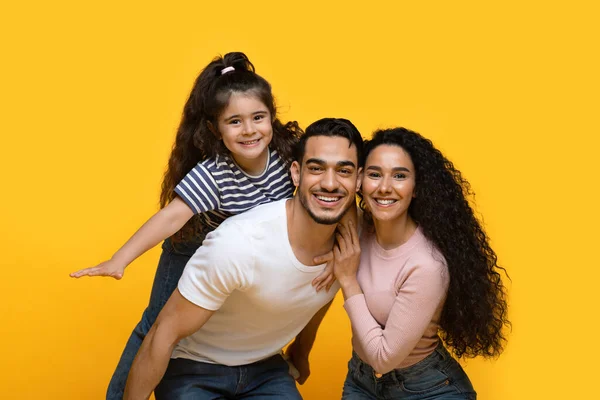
[70,197,194,279]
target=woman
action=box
[332,127,509,399]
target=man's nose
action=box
[321,169,340,191]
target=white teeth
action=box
[316,195,340,202]
[375,199,396,205]
[242,139,258,145]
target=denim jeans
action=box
[154,354,302,400]
[342,342,476,399]
[106,238,201,400]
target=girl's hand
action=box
[333,220,361,284]
[70,259,126,280]
[312,251,336,292]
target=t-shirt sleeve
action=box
[177,221,254,311]
[343,262,448,374]
[174,163,220,214]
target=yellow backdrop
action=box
[1,1,598,399]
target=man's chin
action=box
[307,206,350,225]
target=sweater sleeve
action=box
[343,263,447,374]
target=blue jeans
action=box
[155,354,302,399]
[106,238,201,400]
[342,342,476,399]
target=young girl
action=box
[71,52,333,399]
[332,128,510,399]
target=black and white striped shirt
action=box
[174,148,294,231]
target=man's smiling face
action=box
[291,135,361,225]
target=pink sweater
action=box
[344,226,449,374]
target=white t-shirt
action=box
[173,199,339,366]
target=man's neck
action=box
[286,198,337,266]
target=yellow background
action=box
[1,1,598,399]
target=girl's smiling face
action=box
[215,91,273,175]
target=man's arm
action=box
[285,300,333,384]
[123,289,215,400]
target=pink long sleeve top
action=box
[344,226,449,374]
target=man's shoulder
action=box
[224,199,286,225]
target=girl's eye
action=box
[230,119,241,125]
[394,173,407,179]
[254,114,265,121]
[367,172,381,178]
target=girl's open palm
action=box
[70,259,125,280]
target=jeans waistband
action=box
[351,340,450,380]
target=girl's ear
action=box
[207,121,221,139]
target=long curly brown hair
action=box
[160,52,302,242]
[359,127,510,359]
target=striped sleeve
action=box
[174,163,220,214]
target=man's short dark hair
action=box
[294,118,364,165]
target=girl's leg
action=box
[106,239,198,400]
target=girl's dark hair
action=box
[160,52,302,241]
[360,127,510,359]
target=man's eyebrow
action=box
[337,160,356,168]
[305,158,356,169]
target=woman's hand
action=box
[333,220,361,283]
[333,220,363,300]
[70,259,126,280]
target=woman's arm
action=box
[70,197,194,279]
[333,222,447,374]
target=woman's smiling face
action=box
[362,144,416,223]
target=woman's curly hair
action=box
[159,52,302,242]
[359,127,510,359]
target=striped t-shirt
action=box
[174,148,294,232]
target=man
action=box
[124,118,364,399]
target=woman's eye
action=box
[394,173,407,179]
[368,172,381,178]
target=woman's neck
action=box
[373,214,418,250]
